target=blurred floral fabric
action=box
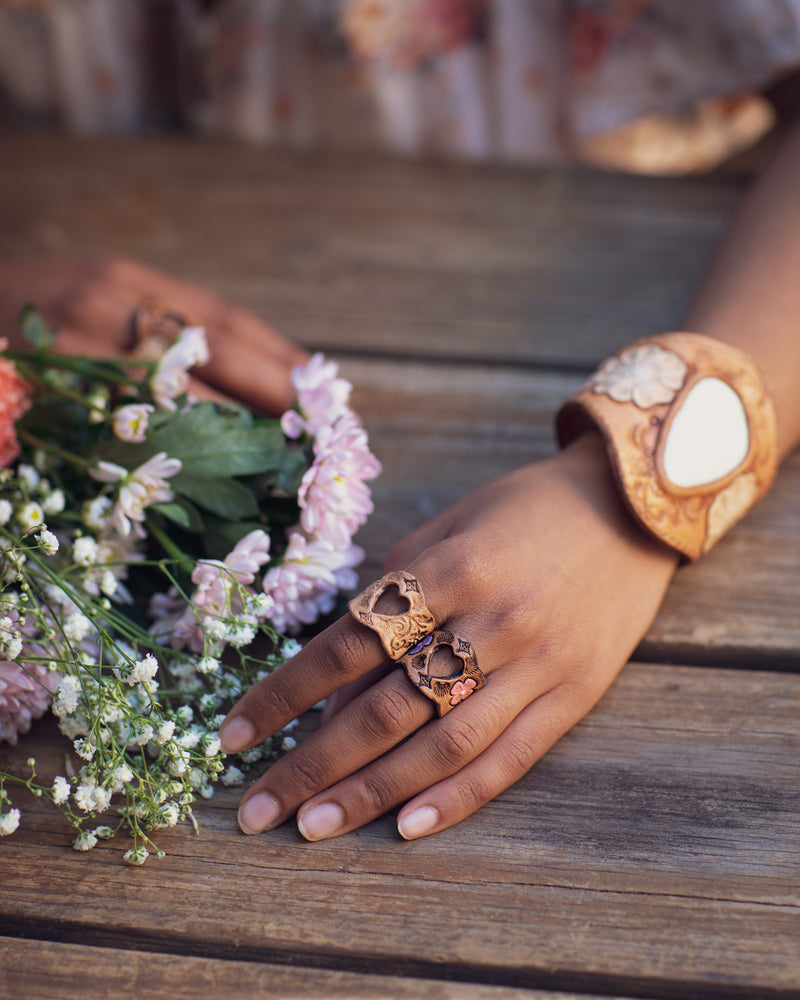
[1,0,799,172]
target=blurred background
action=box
[1,0,799,175]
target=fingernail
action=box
[238,792,281,834]
[398,805,439,840]
[219,715,255,753]
[297,802,345,841]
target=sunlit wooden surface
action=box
[0,135,798,1000]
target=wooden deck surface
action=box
[0,136,798,1000]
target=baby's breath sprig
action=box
[0,308,381,862]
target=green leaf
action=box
[144,405,287,478]
[173,473,259,521]
[19,305,55,351]
[270,448,309,495]
[152,502,191,529]
[151,499,206,533]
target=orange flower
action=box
[0,355,31,467]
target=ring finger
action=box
[237,609,526,834]
[294,661,533,841]
[221,551,470,754]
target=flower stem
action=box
[5,349,153,386]
[146,520,193,572]
[17,429,91,469]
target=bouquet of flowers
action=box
[0,307,380,863]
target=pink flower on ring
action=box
[448,677,477,706]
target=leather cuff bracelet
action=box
[556,332,778,561]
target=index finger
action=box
[219,614,386,753]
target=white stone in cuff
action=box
[662,377,750,489]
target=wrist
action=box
[558,429,680,578]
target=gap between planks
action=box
[0,925,790,1000]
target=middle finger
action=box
[237,667,433,833]
[237,618,536,835]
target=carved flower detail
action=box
[591,344,687,409]
[449,678,477,706]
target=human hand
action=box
[0,255,309,415]
[220,431,679,841]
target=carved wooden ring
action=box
[348,570,436,660]
[399,629,485,717]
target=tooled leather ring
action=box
[348,570,436,660]
[348,572,486,715]
[400,630,486,717]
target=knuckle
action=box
[384,538,414,570]
[357,684,418,742]
[325,626,373,681]
[254,681,297,723]
[503,735,541,777]
[433,532,501,604]
[454,772,490,813]
[432,717,483,770]
[360,771,398,814]
[444,533,484,585]
[285,755,329,795]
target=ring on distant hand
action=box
[400,630,486,717]
[128,299,194,358]
[348,570,435,660]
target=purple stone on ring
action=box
[407,634,433,656]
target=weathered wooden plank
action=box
[0,136,790,665]
[0,938,601,1000]
[2,663,799,997]
[0,136,744,368]
[345,358,800,667]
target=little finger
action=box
[396,683,590,839]
[295,669,531,842]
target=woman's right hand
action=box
[0,254,309,416]
[220,430,679,843]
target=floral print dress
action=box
[1,0,799,172]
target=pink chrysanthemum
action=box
[0,659,60,746]
[262,533,363,633]
[298,412,382,549]
[281,353,352,439]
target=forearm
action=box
[684,120,800,460]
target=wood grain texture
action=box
[2,664,798,997]
[0,135,745,368]
[3,136,793,665]
[344,358,800,667]
[0,134,798,1000]
[0,938,601,1000]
